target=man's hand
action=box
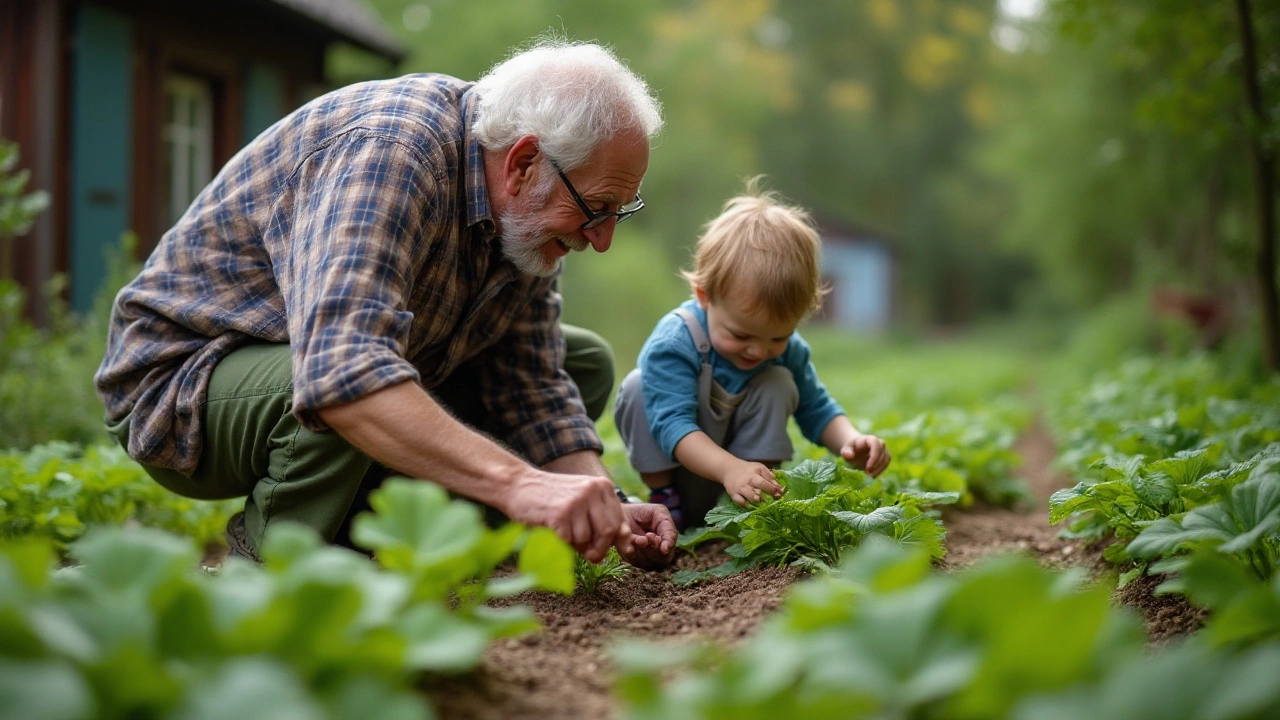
[504,469,630,564]
[841,433,891,477]
[617,502,678,570]
[723,460,783,506]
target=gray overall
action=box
[614,307,798,526]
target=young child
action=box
[613,180,891,529]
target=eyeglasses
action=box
[548,158,645,230]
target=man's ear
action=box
[502,135,541,197]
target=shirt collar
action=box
[461,87,495,236]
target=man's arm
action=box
[317,380,629,562]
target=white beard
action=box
[497,180,589,277]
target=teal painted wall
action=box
[242,63,286,146]
[69,4,133,313]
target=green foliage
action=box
[614,538,1280,719]
[672,460,951,585]
[1128,457,1280,602]
[0,139,48,240]
[1048,351,1280,584]
[0,232,141,451]
[0,479,575,720]
[0,280,109,449]
[980,0,1278,317]
[873,406,1030,507]
[0,442,238,558]
[574,546,630,595]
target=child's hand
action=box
[723,461,784,506]
[841,434,891,477]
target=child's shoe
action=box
[648,484,684,530]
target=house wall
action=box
[69,3,133,311]
[3,0,340,317]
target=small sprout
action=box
[575,547,630,595]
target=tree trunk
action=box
[1235,0,1280,371]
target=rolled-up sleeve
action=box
[273,134,437,429]
[474,281,603,465]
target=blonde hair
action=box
[682,177,828,324]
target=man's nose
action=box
[584,220,615,253]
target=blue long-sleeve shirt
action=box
[637,299,845,459]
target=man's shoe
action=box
[224,511,261,563]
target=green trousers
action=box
[108,326,615,552]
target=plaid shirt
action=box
[95,74,602,476]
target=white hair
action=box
[472,39,663,170]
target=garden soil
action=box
[423,419,1207,719]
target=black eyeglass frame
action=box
[547,158,644,230]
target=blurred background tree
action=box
[335,0,1277,372]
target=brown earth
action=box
[426,419,1208,719]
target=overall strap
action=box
[673,307,712,360]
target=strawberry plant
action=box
[673,459,951,585]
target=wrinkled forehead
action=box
[576,131,649,197]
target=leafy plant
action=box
[0,233,141,451]
[0,442,239,557]
[614,537,1280,720]
[575,546,630,595]
[0,138,48,280]
[673,460,952,585]
[1128,458,1280,581]
[0,478,575,720]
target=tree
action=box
[1047,0,1279,368]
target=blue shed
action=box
[814,219,898,332]
[1,0,404,320]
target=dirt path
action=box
[426,418,1205,718]
[935,419,1080,571]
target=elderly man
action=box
[94,40,676,568]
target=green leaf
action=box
[259,522,324,569]
[518,527,575,595]
[1217,474,1280,555]
[893,515,946,559]
[350,479,485,586]
[1048,485,1096,524]
[397,602,492,672]
[1127,517,1215,559]
[169,657,322,720]
[0,659,92,720]
[326,677,433,720]
[830,506,903,535]
[780,460,837,500]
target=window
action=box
[162,74,214,224]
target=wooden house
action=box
[0,0,403,320]
[814,217,899,332]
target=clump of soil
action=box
[424,419,1212,719]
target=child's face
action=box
[696,286,798,371]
